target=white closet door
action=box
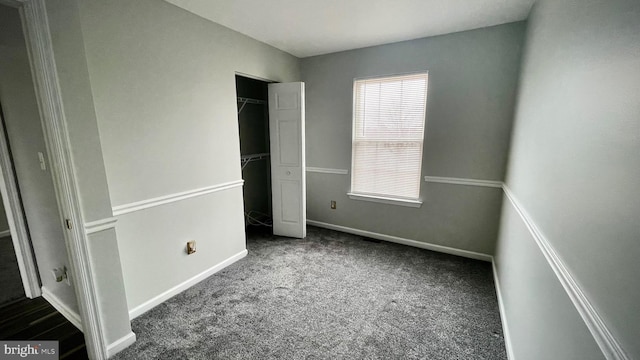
[268,82,306,238]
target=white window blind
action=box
[350,73,428,201]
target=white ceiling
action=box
[165,0,535,58]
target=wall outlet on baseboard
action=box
[330,200,336,209]
[186,241,196,255]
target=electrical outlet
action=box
[52,268,64,282]
[52,266,69,283]
[186,241,196,255]
[330,200,336,209]
[64,266,71,286]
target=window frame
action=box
[348,72,428,208]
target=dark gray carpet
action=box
[115,226,506,360]
[0,236,25,306]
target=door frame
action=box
[235,71,275,84]
[0,0,109,359]
[234,73,306,238]
[235,72,276,226]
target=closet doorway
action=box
[236,75,273,231]
[236,74,307,238]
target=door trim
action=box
[234,71,275,84]
[4,0,109,359]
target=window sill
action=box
[347,192,423,208]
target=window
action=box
[349,73,428,207]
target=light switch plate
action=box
[38,152,47,171]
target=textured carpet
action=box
[115,226,506,360]
[0,236,25,306]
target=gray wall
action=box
[301,23,525,255]
[73,0,300,310]
[0,4,78,312]
[495,0,640,358]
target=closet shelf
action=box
[237,97,267,114]
[241,152,269,169]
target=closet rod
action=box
[241,152,270,170]
[237,97,267,114]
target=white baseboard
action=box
[492,261,515,360]
[106,331,136,357]
[128,249,248,319]
[41,286,83,332]
[307,220,493,262]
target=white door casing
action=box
[5,0,109,358]
[268,82,306,238]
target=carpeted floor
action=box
[0,236,25,307]
[115,226,506,360]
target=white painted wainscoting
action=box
[111,179,246,319]
[500,186,628,360]
[105,173,626,359]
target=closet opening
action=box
[236,74,273,231]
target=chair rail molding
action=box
[306,167,349,175]
[112,180,244,216]
[84,217,117,235]
[424,176,503,188]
